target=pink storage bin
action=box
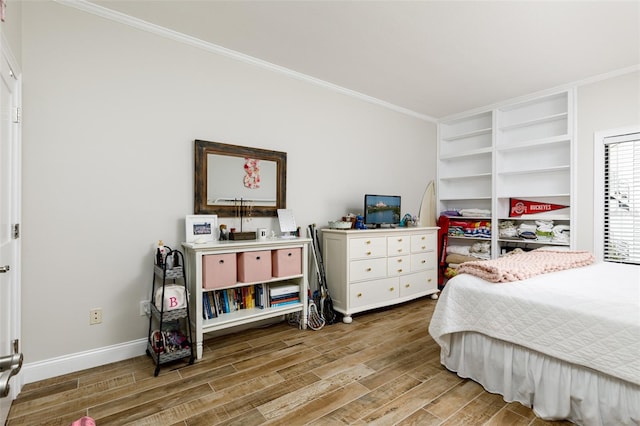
[272,248,302,277]
[237,250,272,282]
[202,253,237,289]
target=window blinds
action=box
[603,133,639,264]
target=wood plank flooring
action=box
[7,297,572,425]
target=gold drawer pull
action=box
[397,238,403,242]
[428,278,432,282]
[421,245,426,250]
[397,249,403,253]
[397,258,403,263]
[389,287,395,292]
[397,269,403,273]
[421,260,426,264]
[357,293,362,297]
[366,267,372,272]
[366,251,372,256]
[405,283,410,288]
[366,240,372,244]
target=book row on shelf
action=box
[202,282,300,319]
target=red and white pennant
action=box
[509,198,568,217]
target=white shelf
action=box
[441,127,492,142]
[438,89,575,259]
[440,195,492,201]
[495,134,570,152]
[183,238,311,359]
[498,192,570,200]
[440,147,492,160]
[200,274,304,292]
[440,172,492,181]
[497,238,569,246]
[498,165,569,177]
[202,303,303,332]
[499,215,570,221]
[499,112,568,132]
[446,216,492,220]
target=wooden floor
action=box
[7,297,572,426]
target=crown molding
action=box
[439,64,640,123]
[54,0,436,123]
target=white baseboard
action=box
[21,338,148,385]
[19,317,286,387]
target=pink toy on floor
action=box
[70,416,96,426]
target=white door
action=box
[0,45,22,424]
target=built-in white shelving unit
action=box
[438,111,493,213]
[438,90,575,258]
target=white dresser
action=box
[321,227,439,323]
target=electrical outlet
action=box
[90,308,102,325]
[139,300,150,316]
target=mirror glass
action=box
[194,140,287,217]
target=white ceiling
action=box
[90,0,640,121]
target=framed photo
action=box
[185,215,217,243]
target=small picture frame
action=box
[185,215,218,243]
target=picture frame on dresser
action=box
[185,215,218,243]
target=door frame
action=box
[1,30,22,411]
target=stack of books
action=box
[269,283,300,307]
[202,284,266,319]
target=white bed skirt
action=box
[442,331,640,426]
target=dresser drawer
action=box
[350,277,399,308]
[399,271,436,297]
[411,232,436,252]
[411,251,437,272]
[387,255,410,276]
[387,235,410,256]
[349,237,386,259]
[349,257,387,282]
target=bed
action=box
[428,254,640,425]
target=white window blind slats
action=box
[603,135,639,265]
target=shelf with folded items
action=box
[446,219,492,240]
[497,218,571,253]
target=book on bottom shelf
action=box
[270,298,300,307]
[202,291,218,319]
[269,283,300,297]
[268,283,300,307]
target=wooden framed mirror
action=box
[194,140,287,217]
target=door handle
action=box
[0,353,22,372]
[0,340,23,398]
[0,265,9,273]
[0,352,22,398]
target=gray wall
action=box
[19,2,436,364]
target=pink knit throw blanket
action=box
[456,249,595,283]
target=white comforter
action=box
[429,262,640,385]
